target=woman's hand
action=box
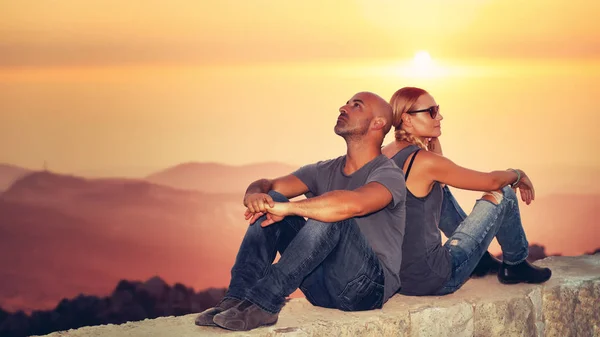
[514,170,535,205]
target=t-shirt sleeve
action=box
[292,162,320,196]
[365,162,406,209]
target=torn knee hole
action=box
[450,239,459,246]
[482,191,503,204]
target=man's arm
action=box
[261,182,393,225]
[244,174,309,213]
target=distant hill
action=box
[145,162,299,194]
[0,164,32,193]
[0,171,250,313]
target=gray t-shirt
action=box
[292,154,406,303]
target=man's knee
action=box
[302,219,345,239]
[268,190,289,203]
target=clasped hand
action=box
[243,193,289,227]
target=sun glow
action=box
[410,50,439,77]
[414,51,433,68]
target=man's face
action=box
[334,93,373,139]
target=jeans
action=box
[225,191,385,313]
[434,185,529,295]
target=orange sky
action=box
[1,0,599,179]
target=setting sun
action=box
[413,51,433,68]
[409,50,439,77]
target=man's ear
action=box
[372,116,385,130]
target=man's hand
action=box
[244,202,290,226]
[244,209,265,225]
[261,202,290,227]
[514,170,535,205]
[243,193,274,213]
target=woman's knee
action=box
[500,185,518,203]
[480,186,517,205]
[481,190,503,205]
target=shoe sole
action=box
[195,321,218,327]
[213,317,278,331]
[498,277,551,285]
[195,315,219,327]
[195,309,223,327]
[498,278,521,285]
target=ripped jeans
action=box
[434,185,529,295]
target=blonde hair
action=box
[389,87,429,149]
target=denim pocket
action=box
[338,274,384,311]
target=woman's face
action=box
[405,93,443,138]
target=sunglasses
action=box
[406,105,439,119]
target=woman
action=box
[382,87,551,296]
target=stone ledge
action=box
[38,255,600,337]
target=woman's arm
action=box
[427,137,444,187]
[419,151,535,204]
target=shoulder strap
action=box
[405,150,421,180]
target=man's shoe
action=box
[194,297,242,327]
[213,300,279,331]
[498,260,552,284]
[471,251,502,277]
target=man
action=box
[195,92,406,331]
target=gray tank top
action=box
[391,145,452,295]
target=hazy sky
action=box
[1,0,599,177]
[2,0,599,66]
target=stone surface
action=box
[35,255,600,337]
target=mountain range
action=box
[145,162,299,194]
[0,161,598,313]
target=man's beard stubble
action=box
[334,121,370,142]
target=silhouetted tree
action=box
[0,311,28,337]
[0,276,226,337]
[527,244,549,262]
[0,307,8,323]
[585,247,600,255]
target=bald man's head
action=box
[356,91,393,136]
[335,92,393,140]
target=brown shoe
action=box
[213,300,278,331]
[194,297,242,327]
